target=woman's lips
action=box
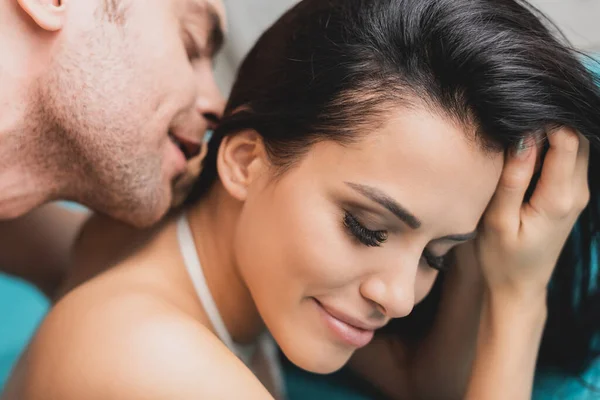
[313,298,377,348]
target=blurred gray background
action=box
[215,0,600,94]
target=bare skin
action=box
[3,80,589,400]
[0,0,225,292]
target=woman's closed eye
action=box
[344,210,450,271]
[343,211,388,247]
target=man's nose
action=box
[196,70,225,130]
[175,71,225,147]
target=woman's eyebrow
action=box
[345,182,421,229]
[345,181,477,242]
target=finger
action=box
[573,133,591,209]
[484,138,537,234]
[528,127,580,218]
[575,133,590,183]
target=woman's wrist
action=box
[465,288,547,400]
[485,278,549,314]
[484,287,548,337]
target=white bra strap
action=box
[176,214,237,352]
[176,213,285,398]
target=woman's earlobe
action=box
[17,0,67,32]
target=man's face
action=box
[38,0,225,226]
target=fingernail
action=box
[513,138,530,158]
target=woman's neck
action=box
[182,185,265,344]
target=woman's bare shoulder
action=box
[3,283,273,400]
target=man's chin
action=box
[95,191,172,229]
[0,196,48,220]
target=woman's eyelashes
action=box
[343,211,450,271]
[344,211,388,247]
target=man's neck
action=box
[0,4,67,219]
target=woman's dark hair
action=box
[187,0,600,376]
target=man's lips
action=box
[168,129,201,160]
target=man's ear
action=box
[217,130,268,201]
[17,0,66,32]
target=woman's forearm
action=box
[465,289,547,400]
[410,267,485,399]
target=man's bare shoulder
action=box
[3,285,272,400]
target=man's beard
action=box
[32,83,167,227]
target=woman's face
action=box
[233,106,504,373]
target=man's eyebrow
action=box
[205,7,225,56]
[345,182,477,242]
[345,182,421,229]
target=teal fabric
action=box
[284,365,375,400]
[0,202,77,391]
[0,274,49,390]
[533,366,600,399]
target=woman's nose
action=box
[359,264,417,319]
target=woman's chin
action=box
[280,340,354,374]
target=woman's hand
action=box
[350,128,591,400]
[464,127,590,400]
[476,127,590,297]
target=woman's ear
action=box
[217,130,267,201]
[17,0,66,32]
